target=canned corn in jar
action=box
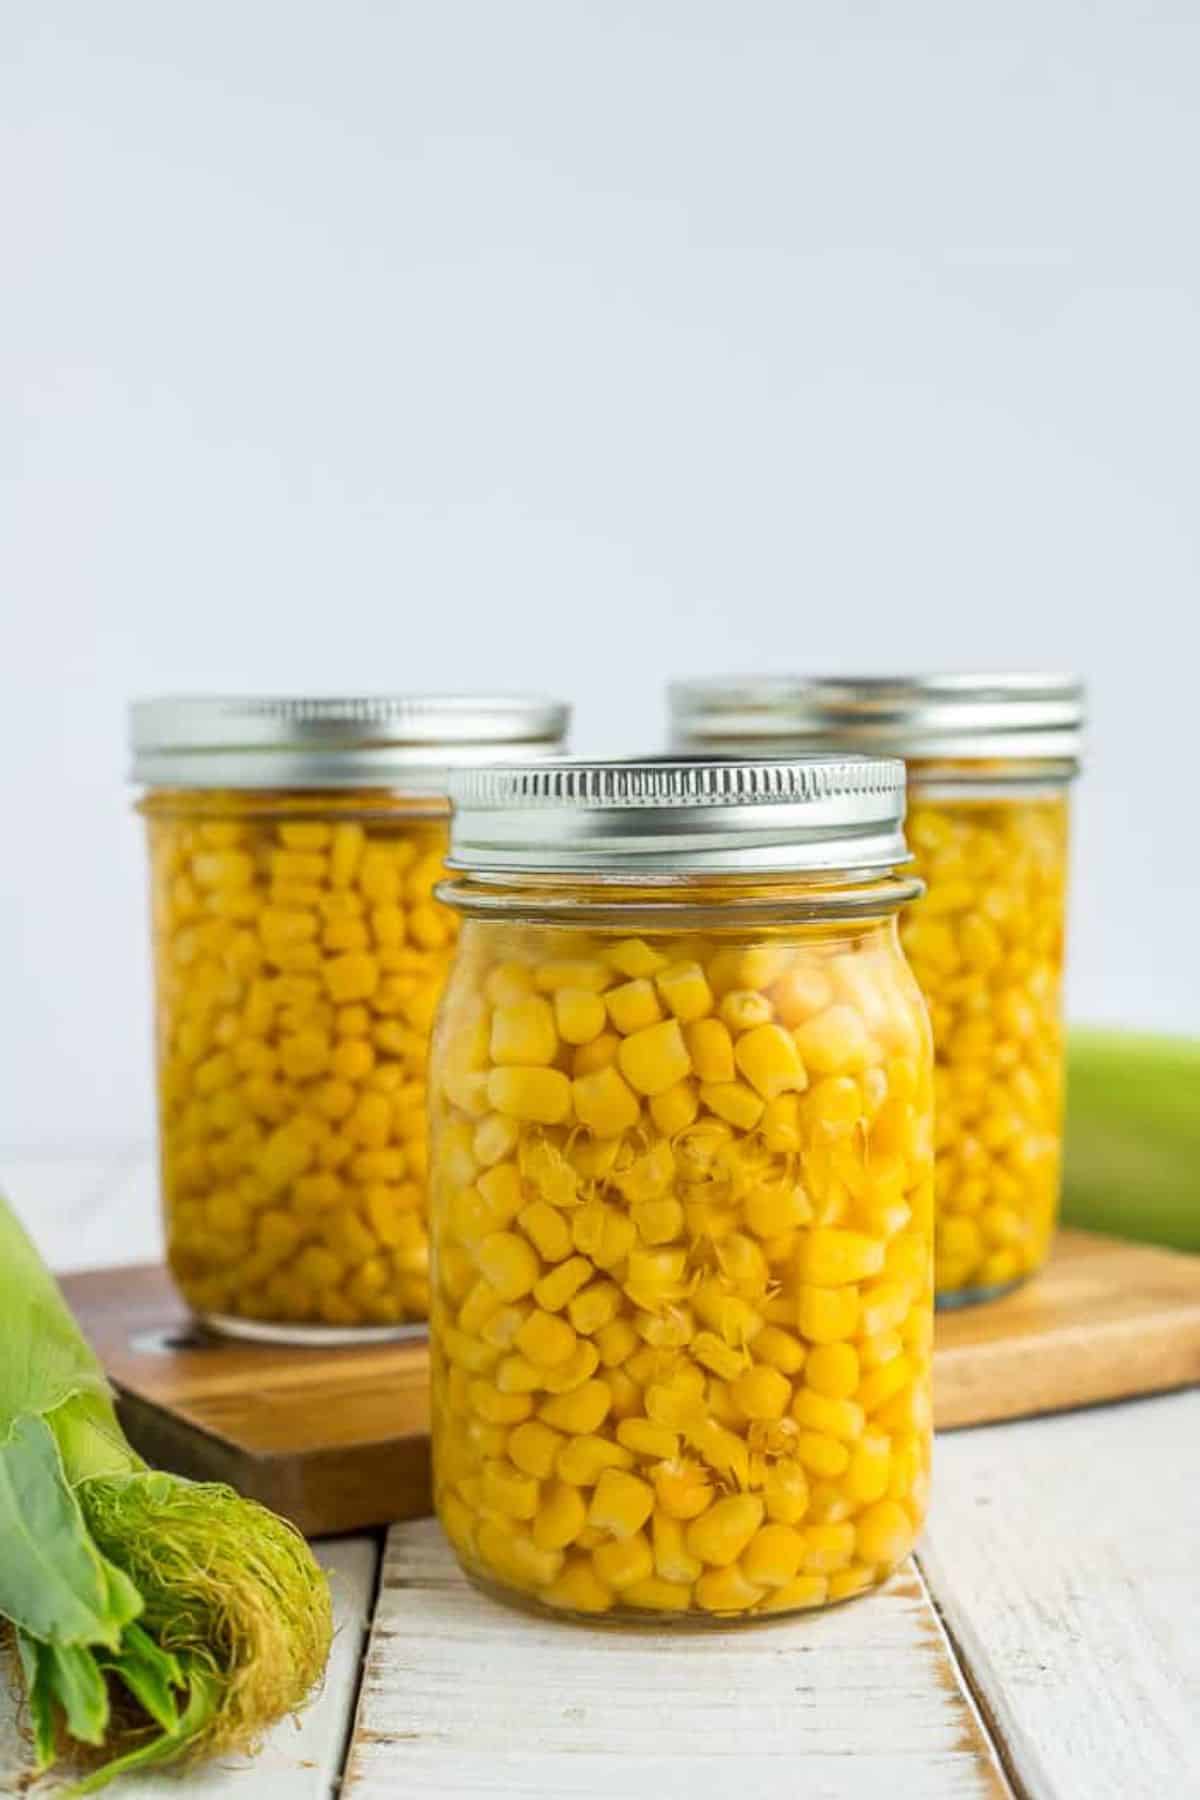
[429,756,934,1624]
[670,676,1084,1306]
[129,695,569,1343]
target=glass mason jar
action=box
[669,677,1084,1306]
[428,756,934,1624]
[129,695,569,1343]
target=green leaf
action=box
[44,1642,110,1748]
[0,1414,140,1647]
[16,1630,58,1770]
[63,1659,222,1798]
[99,1621,186,1735]
[0,1195,119,1438]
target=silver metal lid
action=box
[669,673,1085,764]
[446,755,908,875]
[129,694,570,791]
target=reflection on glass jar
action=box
[429,757,934,1623]
[130,695,568,1342]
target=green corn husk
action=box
[0,1192,332,1793]
[1062,1030,1200,1253]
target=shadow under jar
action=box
[129,694,569,1344]
[428,756,934,1624]
[669,676,1084,1306]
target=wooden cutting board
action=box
[63,1227,1200,1538]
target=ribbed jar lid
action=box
[446,755,908,875]
[129,694,570,790]
[669,673,1085,763]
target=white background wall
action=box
[2,1,1197,1154]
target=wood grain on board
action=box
[62,1229,1200,1537]
[342,1518,1011,1800]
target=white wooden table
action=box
[3,1145,1197,1800]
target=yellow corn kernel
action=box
[700,1082,765,1131]
[694,1563,765,1613]
[542,1556,614,1613]
[840,1431,890,1507]
[534,959,610,994]
[857,1355,914,1415]
[752,1325,806,1375]
[485,961,535,1006]
[507,1419,564,1480]
[606,978,664,1036]
[533,1256,594,1313]
[651,1457,712,1520]
[487,1066,571,1125]
[588,1468,655,1539]
[572,1066,640,1138]
[690,1330,746,1382]
[478,1231,541,1302]
[468,1380,534,1425]
[855,1498,915,1567]
[795,1283,860,1344]
[859,1281,913,1337]
[742,1522,805,1588]
[804,1341,861,1400]
[474,1112,520,1169]
[538,1379,612,1436]
[770,963,834,1027]
[572,1200,637,1270]
[480,1304,530,1351]
[655,961,714,1023]
[647,1082,700,1139]
[828,1564,876,1602]
[791,1389,864,1441]
[684,1017,735,1084]
[490,996,559,1067]
[572,1032,620,1076]
[732,1364,792,1421]
[553,987,608,1046]
[794,1432,850,1479]
[515,1308,578,1369]
[691,1285,762,1346]
[718,990,773,1034]
[743,1180,811,1240]
[684,1495,764,1567]
[538,1340,601,1395]
[589,1319,636,1373]
[650,1509,702,1583]
[555,1434,634,1487]
[518,1200,572,1265]
[761,1457,809,1525]
[793,1005,873,1076]
[616,1418,679,1461]
[621,1575,693,1612]
[525,1483,586,1555]
[607,938,669,979]
[617,1019,692,1097]
[799,1521,856,1573]
[733,1022,808,1101]
[480,1458,539,1520]
[323,952,379,1003]
[760,1573,830,1613]
[795,1227,885,1286]
[568,1280,622,1336]
[593,1531,655,1590]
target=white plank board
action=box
[344,1517,1009,1800]
[921,1389,1200,1800]
[0,1535,379,1800]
